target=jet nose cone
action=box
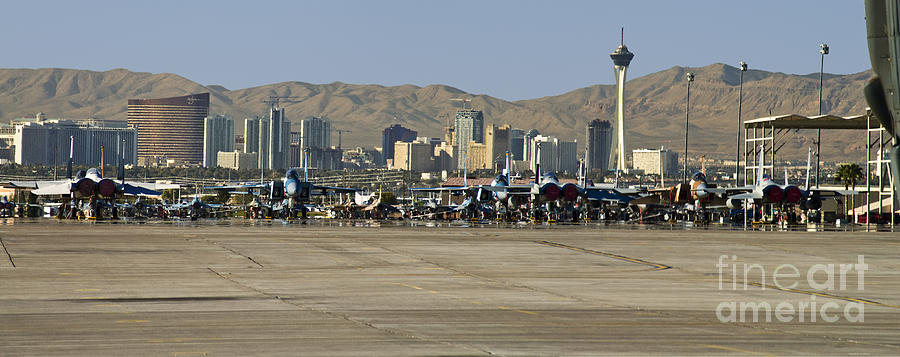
[694,182,709,199]
[285,179,299,198]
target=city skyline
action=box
[1,1,867,101]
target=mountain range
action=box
[0,65,873,161]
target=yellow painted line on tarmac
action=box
[497,305,539,316]
[424,267,444,270]
[170,352,208,356]
[537,240,672,271]
[74,288,100,292]
[58,272,81,276]
[699,343,775,356]
[115,319,149,323]
[744,281,900,309]
[79,296,112,300]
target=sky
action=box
[1,0,868,101]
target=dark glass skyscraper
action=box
[585,119,612,173]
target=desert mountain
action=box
[0,65,873,161]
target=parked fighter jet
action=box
[164,196,223,220]
[206,168,357,219]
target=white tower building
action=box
[609,28,634,173]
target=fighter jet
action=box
[206,168,357,219]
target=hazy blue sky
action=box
[2,1,867,100]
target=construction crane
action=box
[449,98,472,110]
[262,95,301,109]
[335,129,353,151]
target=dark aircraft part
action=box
[192,201,202,210]
[801,196,822,211]
[508,194,526,207]
[75,170,87,180]
[783,186,803,204]
[541,183,561,201]
[865,77,897,137]
[726,198,743,210]
[97,179,117,197]
[561,183,579,202]
[270,180,285,200]
[74,178,95,197]
[299,182,312,201]
[865,0,900,207]
[476,187,492,202]
[762,185,784,203]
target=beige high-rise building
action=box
[466,142,490,171]
[434,142,457,172]
[393,140,433,171]
[632,147,678,175]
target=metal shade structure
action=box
[743,111,895,225]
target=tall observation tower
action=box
[609,28,634,173]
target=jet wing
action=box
[410,186,470,192]
[311,185,358,194]
[204,183,267,190]
[32,182,72,196]
[479,184,534,195]
[728,192,760,200]
[808,188,857,196]
[584,188,634,203]
[122,183,162,197]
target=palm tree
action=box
[834,163,864,220]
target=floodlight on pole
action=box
[736,61,747,186]
[683,72,694,182]
[815,43,829,188]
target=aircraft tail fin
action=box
[66,136,74,179]
[784,167,789,186]
[805,147,812,190]
[756,145,765,185]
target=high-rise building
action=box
[522,129,540,163]
[127,93,209,165]
[14,118,137,166]
[454,109,484,169]
[509,129,525,160]
[609,29,634,173]
[266,108,290,171]
[484,124,510,170]
[299,116,332,169]
[243,117,259,154]
[300,116,331,150]
[434,142,457,172]
[381,124,418,165]
[217,150,258,170]
[203,115,234,168]
[557,140,578,174]
[393,139,433,171]
[632,147,678,176]
[585,119,613,173]
[466,142,490,171]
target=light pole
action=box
[815,43,828,188]
[683,72,694,182]
[736,61,747,186]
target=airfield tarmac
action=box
[0,221,897,356]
